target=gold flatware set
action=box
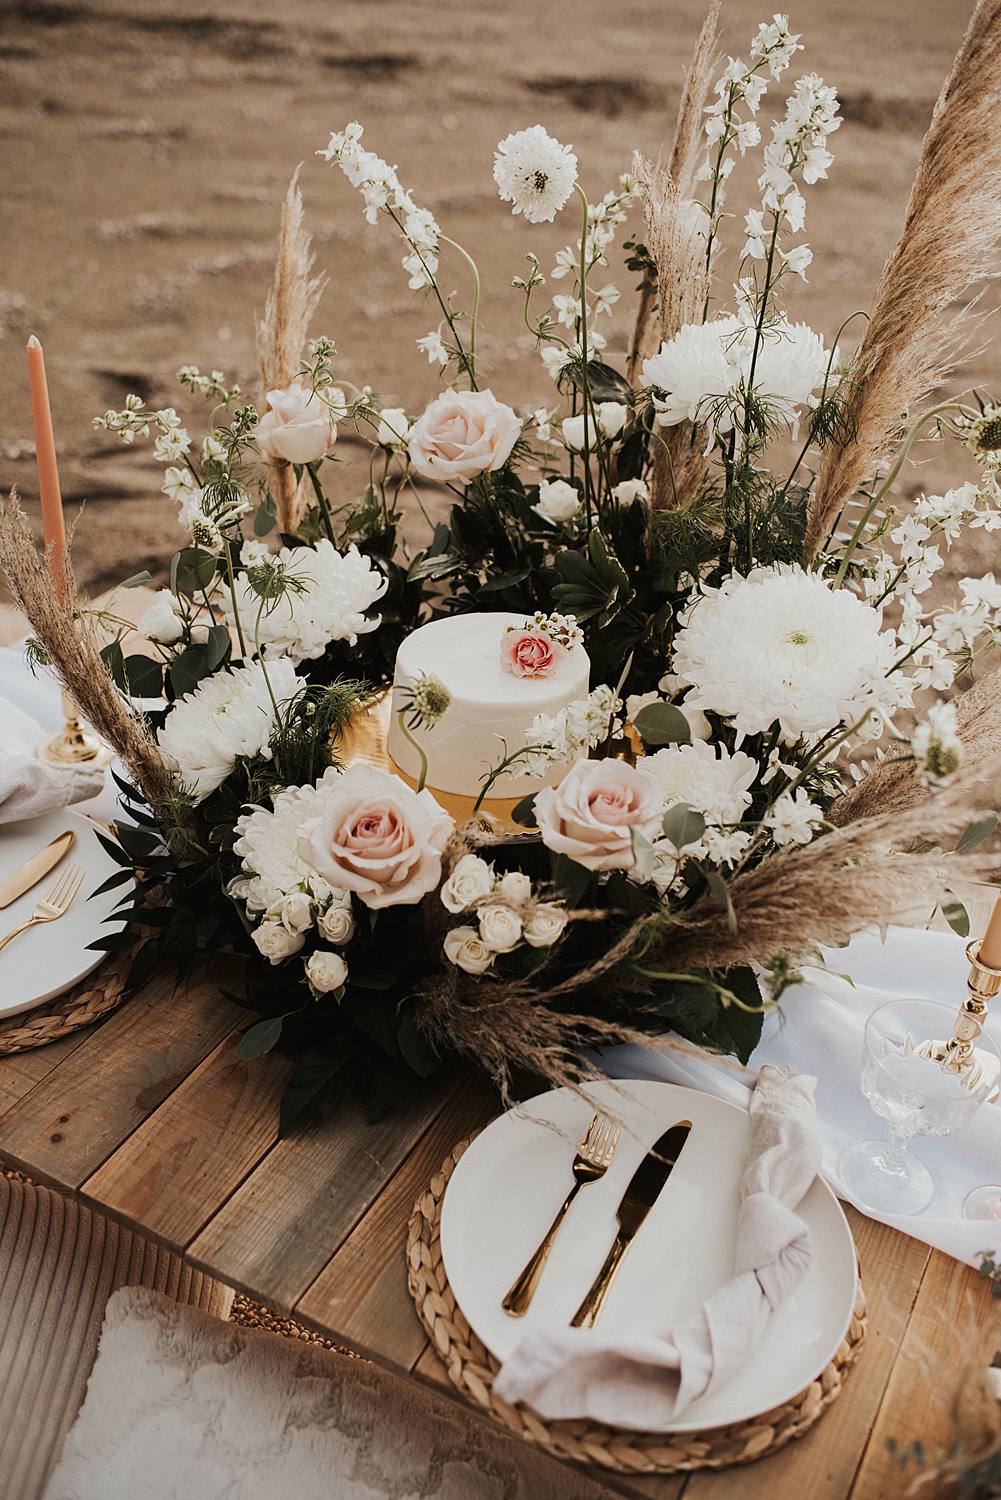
[0,830,84,950]
[503,1109,693,1328]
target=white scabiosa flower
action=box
[223,540,387,664]
[673,565,903,743]
[493,125,578,224]
[157,657,303,803]
[640,318,743,434]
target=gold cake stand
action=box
[338,691,533,838]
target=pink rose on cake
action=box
[256,378,342,464]
[534,759,662,871]
[298,765,453,909]
[408,389,521,482]
[501,628,563,679]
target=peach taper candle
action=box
[25,335,68,601]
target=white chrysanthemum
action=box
[673,566,903,742]
[493,126,578,224]
[157,657,303,802]
[747,319,834,431]
[223,540,387,664]
[640,318,743,433]
[232,766,345,912]
[644,741,758,872]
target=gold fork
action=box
[502,1111,621,1316]
[0,865,85,953]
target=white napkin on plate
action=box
[493,1065,820,1429]
[0,694,105,825]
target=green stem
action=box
[222,544,247,658]
[832,402,968,587]
[384,206,477,389]
[441,234,481,388]
[397,712,430,792]
[305,463,336,544]
[574,184,594,529]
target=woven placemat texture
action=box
[407,1133,867,1476]
[0,940,136,1054]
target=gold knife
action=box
[570,1119,692,1329]
[0,829,75,910]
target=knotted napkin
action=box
[493,1065,821,1429]
[0,696,104,825]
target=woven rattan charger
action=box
[0,939,135,1054]
[408,1133,867,1478]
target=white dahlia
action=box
[640,318,743,433]
[493,126,578,224]
[232,766,345,912]
[673,566,903,742]
[223,540,387,664]
[157,657,303,802]
[746,319,835,431]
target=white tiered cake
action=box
[386,611,590,800]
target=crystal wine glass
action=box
[963,1185,1001,1220]
[839,998,1000,1216]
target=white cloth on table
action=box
[494,1067,820,1428]
[0,643,118,826]
[605,925,1001,1267]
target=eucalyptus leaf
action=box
[235,1015,284,1060]
[120,570,153,589]
[170,546,218,598]
[633,702,691,747]
[122,654,164,698]
[942,898,971,938]
[661,802,706,850]
[957,813,998,854]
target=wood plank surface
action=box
[81,1033,292,1249]
[297,1080,497,1369]
[186,1076,456,1312]
[850,1246,1001,1498]
[0,1027,100,1117]
[0,969,241,1188]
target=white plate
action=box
[0,808,131,1017]
[440,1079,857,1432]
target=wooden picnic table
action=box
[0,964,997,1499]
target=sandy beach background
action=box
[0,0,995,598]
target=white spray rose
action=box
[139,589,184,646]
[440,854,495,914]
[276,890,313,934]
[523,904,569,948]
[478,904,523,953]
[443,925,496,975]
[612,478,650,505]
[305,949,349,993]
[317,898,356,945]
[533,478,580,525]
[252,921,306,965]
[497,870,532,904]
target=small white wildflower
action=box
[767,790,826,847]
[913,701,963,790]
[416,330,449,366]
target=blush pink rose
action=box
[534,759,663,872]
[256,379,341,465]
[298,764,454,909]
[501,629,563,679]
[408,389,521,483]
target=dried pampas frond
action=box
[804,0,1001,562]
[830,667,1001,825]
[256,167,327,535]
[632,156,711,508]
[655,762,1000,976]
[626,0,719,386]
[0,492,174,811]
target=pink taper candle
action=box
[25,335,68,601]
[978,896,1001,971]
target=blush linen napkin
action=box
[493,1065,821,1430]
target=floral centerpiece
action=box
[5,5,1001,1131]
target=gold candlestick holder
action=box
[916,939,1001,1100]
[38,691,114,769]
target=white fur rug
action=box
[43,1288,613,1500]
